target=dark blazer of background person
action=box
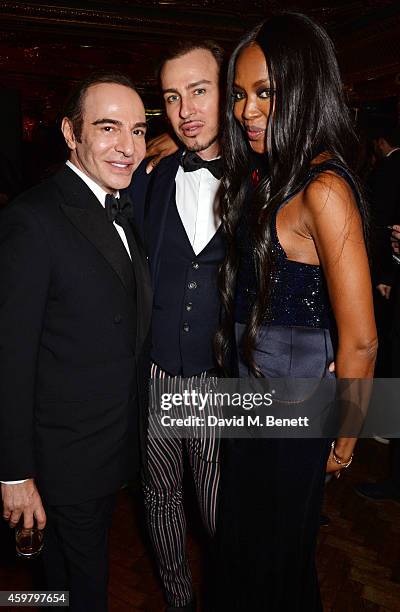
[0,164,152,505]
[369,148,400,286]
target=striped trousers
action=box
[143,362,220,607]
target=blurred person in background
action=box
[366,122,400,377]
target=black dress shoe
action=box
[354,480,400,502]
[166,600,196,612]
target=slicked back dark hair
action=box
[369,119,400,148]
[63,71,137,142]
[216,11,368,374]
[158,40,225,84]
[384,125,400,148]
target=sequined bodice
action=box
[234,161,356,329]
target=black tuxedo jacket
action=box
[129,150,183,286]
[0,165,152,505]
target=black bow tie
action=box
[105,193,134,224]
[180,151,223,180]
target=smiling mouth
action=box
[106,161,133,170]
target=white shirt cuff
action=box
[1,479,29,485]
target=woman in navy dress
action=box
[215,13,377,611]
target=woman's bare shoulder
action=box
[301,168,357,221]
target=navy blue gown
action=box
[216,161,356,611]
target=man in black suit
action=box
[368,124,400,303]
[129,42,225,612]
[355,125,400,502]
[368,124,400,370]
[0,72,152,610]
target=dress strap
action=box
[271,159,360,257]
[305,159,360,203]
[277,159,360,212]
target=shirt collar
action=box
[386,147,400,158]
[66,160,119,207]
[182,150,221,162]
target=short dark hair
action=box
[63,71,137,141]
[387,126,400,147]
[369,118,400,147]
[157,40,225,84]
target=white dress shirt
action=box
[1,161,132,487]
[175,164,221,255]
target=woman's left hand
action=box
[325,439,356,477]
[325,446,344,476]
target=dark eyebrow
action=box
[254,79,272,88]
[91,119,148,129]
[233,79,271,89]
[92,118,122,126]
[162,79,212,95]
[187,79,212,89]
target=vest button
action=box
[183,323,190,332]
[188,281,197,290]
[186,302,193,312]
[192,261,199,270]
[114,314,122,324]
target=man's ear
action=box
[378,137,389,151]
[61,117,77,151]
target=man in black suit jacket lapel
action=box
[0,72,152,610]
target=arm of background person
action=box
[303,172,378,473]
[145,133,179,173]
[0,203,50,528]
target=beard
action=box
[183,132,219,153]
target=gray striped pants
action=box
[143,362,220,607]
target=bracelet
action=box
[331,441,354,468]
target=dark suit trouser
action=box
[42,494,116,612]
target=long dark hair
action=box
[215,12,368,375]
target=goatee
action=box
[185,134,219,153]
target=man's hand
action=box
[2,479,46,529]
[391,224,400,254]
[145,133,179,173]
[390,225,400,255]
[376,283,392,299]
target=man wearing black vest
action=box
[129,42,224,612]
[0,73,152,610]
